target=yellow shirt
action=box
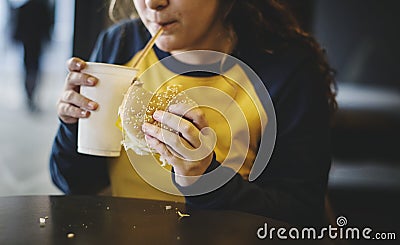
[108,49,267,202]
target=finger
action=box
[60,90,98,111]
[153,110,201,148]
[142,123,193,159]
[66,57,86,72]
[65,71,98,91]
[144,135,174,162]
[168,103,208,129]
[58,101,91,124]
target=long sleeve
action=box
[49,19,148,194]
[174,49,332,226]
[49,121,110,194]
[49,29,112,194]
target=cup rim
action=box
[84,62,137,75]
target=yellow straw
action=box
[132,27,164,69]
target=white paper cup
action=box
[77,62,137,157]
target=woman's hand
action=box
[57,57,99,124]
[142,103,217,186]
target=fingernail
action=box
[81,110,88,116]
[168,104,176,111]
[87,77,97,85]
[145,135,155,146]
[88,101,97,110]
[142,123,148,132]
[77,62,85,70]
[153,110,162,119]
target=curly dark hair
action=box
[219,0,337,114]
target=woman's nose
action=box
[145,0,168,10]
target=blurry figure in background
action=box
[9,0,54,112]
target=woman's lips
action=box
[157,20,178,31]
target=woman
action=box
[50,0,336,226]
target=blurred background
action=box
[0,0,399,233]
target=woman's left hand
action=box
[142,103,216,186]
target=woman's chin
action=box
[155,39,182,53]
[155,44,172,53]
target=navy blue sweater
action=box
[50,19,331,226]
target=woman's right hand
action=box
[57,57,99,124]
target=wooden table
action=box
[0,195,328,244]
